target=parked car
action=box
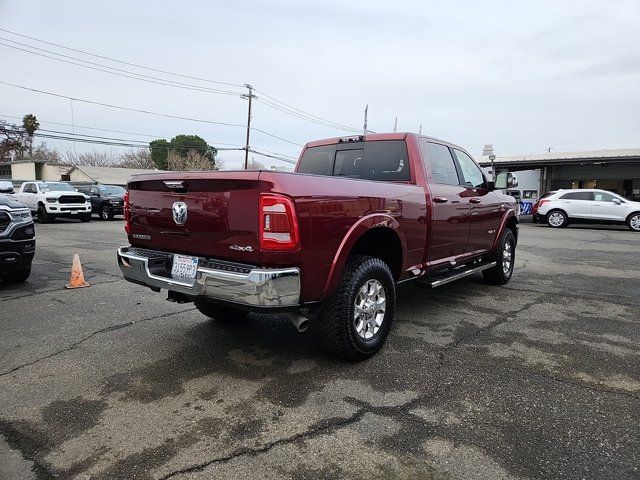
[77,184,126,220]
[0,180,15,194]
[11,181,91,223]
[117,133,519,360]
[0,194,35,283]
[534,189,640,231]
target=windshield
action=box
[40,182,75,192]
[98,185,126,195]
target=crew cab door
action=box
[420,140,470,262]
[20,183,38,209]
[452,148,502,253]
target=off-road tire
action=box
[318,255,396,361]
[626,212,640,232]
[195,298,248,323]
[1,266,31,283]
[546,209,568,228]
[37,204,52,224]
[483,229,516,285]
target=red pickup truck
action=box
[117,133,519,360]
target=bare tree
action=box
[0,120,26,161]
[62,150,119,166]
[119,149,155,169]
[246,158,265,171]
[166,150,214,171]
[31,142,62,163]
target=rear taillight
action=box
[259,194,299,251]
[532,199,549,214]
[123,192,131,234]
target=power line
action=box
[251,127,304,147]
[248,149,297,165]
[0,38,243,96]
[0,80,246,127]
[0,82,305,148]
[0,114,243,147]
[253,88,362,132]
[0,29,363,135]
[0,27,244,88]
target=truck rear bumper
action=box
[117,246,301,308]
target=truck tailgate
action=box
[127,171,261,264]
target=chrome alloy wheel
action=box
[502,240,513,275]
[630,214,640,231]
[354,279,386,340]
[548,212,565,227]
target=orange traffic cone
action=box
[65,254,90,289]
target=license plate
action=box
[70,211,78,215]
[171,254,198,279]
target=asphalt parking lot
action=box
[0,218,638,480]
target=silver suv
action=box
[533,189,640,231]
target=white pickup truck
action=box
[11,181,92,223]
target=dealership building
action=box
[477,147,640,202]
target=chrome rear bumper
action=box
[117,246,300,308]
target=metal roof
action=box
[477,148,640,168]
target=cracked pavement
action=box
[0,219,638,479]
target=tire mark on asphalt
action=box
[0,308,195,377]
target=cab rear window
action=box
[297,140,410,182]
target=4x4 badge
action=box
[172,202,188,226]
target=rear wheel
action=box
[318,255,396,361]
[37,205,53,223]
[483,229,516,285]
[1,266,31,283]
[546,210,568,228]
[195,298,248,323]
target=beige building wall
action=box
[10,162,36,180]
[43,164,71,181]
[67,168,94,183]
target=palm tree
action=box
[22,114,40,158]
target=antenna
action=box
[419,124,422,134]
[363,104,368,134]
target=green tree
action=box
[22,114,40,157]
[149,139,169,169]
[149,135,217,170]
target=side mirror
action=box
[612,198,622,205]
[495,172,518,189]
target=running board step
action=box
[419,261,497,288]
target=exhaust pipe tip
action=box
[287,312,310,333]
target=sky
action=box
[1,0,639,169]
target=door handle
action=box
[469,198,481,204]
[433,196,448,203]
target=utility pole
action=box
[419,124,422,134]
[363,104,368,135]
[393,116,398,132]
[242,84,254,170]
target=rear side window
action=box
[297,140,410,182]
[421,141,460,185]
[560,192,594,200]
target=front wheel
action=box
[37,205,52,224]
[1,266,31,283]
[546,210,568,228]
[483,229,516,285]
[100,206,114,221]
[627,212,640,232]
[318,255,396,361]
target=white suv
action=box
[534,189,640,232]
